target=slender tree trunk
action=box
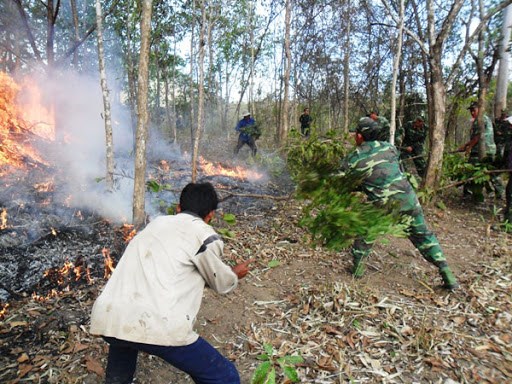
[389,0,404,145]
[191,0,207,183]
[46,0,59,69]
[279,0,292,144]
[249,0,255,114]
[95,0,114,190]
[125,0,137,141]
[70,0,80,67]
[171,39,178,142]
[132,0,153,227]
[342,2,351,133]
[494,4,512,117]
[189,1,196,149]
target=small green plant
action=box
[222,213,237,225]
[146,180,172,193]
[267,260,280,268]
[251,343,303,384]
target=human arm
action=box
[232,258,255,279]
[193,234,239,294]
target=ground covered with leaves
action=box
[1,182,511,383]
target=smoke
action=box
[33,70,165,223]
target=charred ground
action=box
[1,145,511,384]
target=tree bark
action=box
[191,0,207,183]
[95,0,114,191]
[494,4,512,117]
[389,0,404,145]
[132,0,153,227]
[279,0,292,144]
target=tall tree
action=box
[132,0,153,227]
[279,0,292,144]
[191,0,207,182]
[95,0,115,190]
[494,4,512,117]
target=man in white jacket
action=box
[90,182,253,384]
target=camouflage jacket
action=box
[344,141,419,212]
[470,115,496,158]
[402,121,427,155]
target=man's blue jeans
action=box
[103,336,240,384]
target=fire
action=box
[199,157,263,180]
[0,71,55,175]
[0,208,7,229]
[0,303,9,319]
[121,223,137,243]
[43,259,91,285]
[102,248,115,278]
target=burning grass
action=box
[0,72,55,176]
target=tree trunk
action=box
[191,0,207,183]
[342,2,351,133]
[70,0,80,67]
[125,0,138,142]
[494,4,512,117]
[132,0,153,227]
[279,0,292,144]
[389,0,404,145]
[95,0,114,191]
[189,2,196,150]
[424,52,446,188]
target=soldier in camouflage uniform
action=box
[458,101,504,202]
[400,117,428,178]
[369,111,391,142]
[343,117,459,290]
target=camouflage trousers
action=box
[352,206,447,270]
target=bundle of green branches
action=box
[441,153,496,187]
[287,132,408,251]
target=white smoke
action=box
[33,70,176,223]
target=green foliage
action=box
[146,180,172,193]
[286,131,348,182]
[287,134,408,251]
[441,153,491,186]
[222,213,237,225]
[251,343,303,384]
[267,260,280,268]
[167,203,178,215]
[217,228,235,239]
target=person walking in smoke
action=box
[234,111,260,157]
[90,182,253,384]
[342,117,459,290]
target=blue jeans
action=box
[103,336,240,384]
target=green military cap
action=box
[356,116,381,135]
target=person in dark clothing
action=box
[299,108,313,137]
[234,111,259,157]
[400,117,428,179]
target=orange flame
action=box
[102,248,115,279]
[0,303,9,319]
[0,71,55,175]
[0,208,7,230]
[121,224,137,243]
[199,157,262,180]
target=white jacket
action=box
[90,212,238,346]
